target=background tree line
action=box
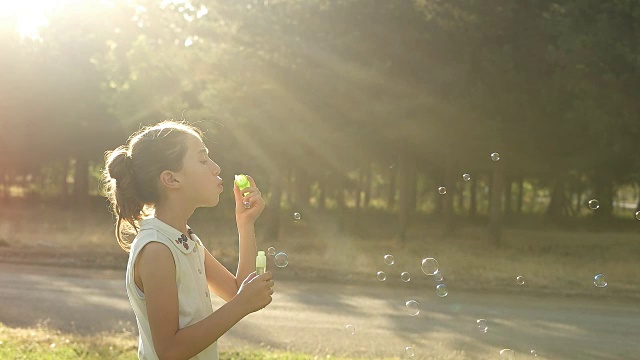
[1,0,639,244]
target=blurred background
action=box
[1,1,640,359]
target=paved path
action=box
[1,262,638,359]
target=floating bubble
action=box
[433,270,443,282]
[476,319,488,333]
[274,252,288,267]
[377,271,387,281]
[463,173,471,181]
[405,300,420,316]
[401,272,411,282]
[438,186,447,195]
[436,284,448,297]
[531,350,538,357]
[499,349,515,359]
[293,212,302,221]
[384,254,395,266]
[345,324,355,335]
[267,247,276,256]
[421,257,439,275]
[405,346,415,357]
[491,152,501,162]
[516,276,525,285]
[593,273,607,288]
[636,211,640,220]
[588,199,600,210]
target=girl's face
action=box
[177,134,223,207]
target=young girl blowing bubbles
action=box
[101,121,273,359]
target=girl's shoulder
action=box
[133,217,199,255]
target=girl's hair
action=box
[101,120,204,252]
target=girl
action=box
[101,120,274,359]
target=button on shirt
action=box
[125,217,218,360]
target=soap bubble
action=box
[405,300,420,316]
[588,199,599,210]
[491,152,501,162]
[274,252,288,267]
[438,186,447,195]
[476,319,488,333]
[345,324,355,335]
[267,247,276,256]
[401,272,411,282]
[293,212,302,221]
[636,211,640,220]
[384,254,395,265]
[436,284,448,297]
[434,270,443,282]
[405,346,415,357]
[377,271,387,281]
[499,349,515,359]
[593,273,607,287]
[516,276,525,285]
[531,350,538,357]
[463,173,471,181]
[421,257,439,275]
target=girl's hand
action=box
[234,175,265,224]
[233,271,274,315]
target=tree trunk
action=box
[294,168,310,211]
[72,155,89,207]
[0,169,7,201]
[529,184,538,213]
[456,182,464,213]
[504,175,513,220]
[469,174,477,217]
[354,170,363,227]
[574,188,583,216]
[516,175,524,213]
[546,174,569,220]
[363,164,372,208]
[635,186,640,214]
[397,146,415,244]
[593,172,613,221]
[387,164,397,210]
[336,177,346,232]
[262,171,283,243]
[443,159,455,236]
[317,177,326,210]
[488,163,504,246]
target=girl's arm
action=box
[138,242,273,360]
[204,175,266,301]
[203,247,238,302]
[232,175,265,289]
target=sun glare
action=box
[0,0,106,40]
[0,0,60,39]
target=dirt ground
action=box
[1,262,639,360]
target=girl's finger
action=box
[246,175,257,188]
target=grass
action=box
[0,322,137,360]
[0,323,398,360]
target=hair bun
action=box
[108,149,133,183]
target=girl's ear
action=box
[160,170,181,189]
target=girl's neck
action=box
[154,202,194,236]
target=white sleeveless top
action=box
[125,217,219,360]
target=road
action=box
[0,262,638,359]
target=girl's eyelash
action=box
[200,160,208,164]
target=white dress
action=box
[125,217,219,360]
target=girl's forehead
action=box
[185,134,205,151]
